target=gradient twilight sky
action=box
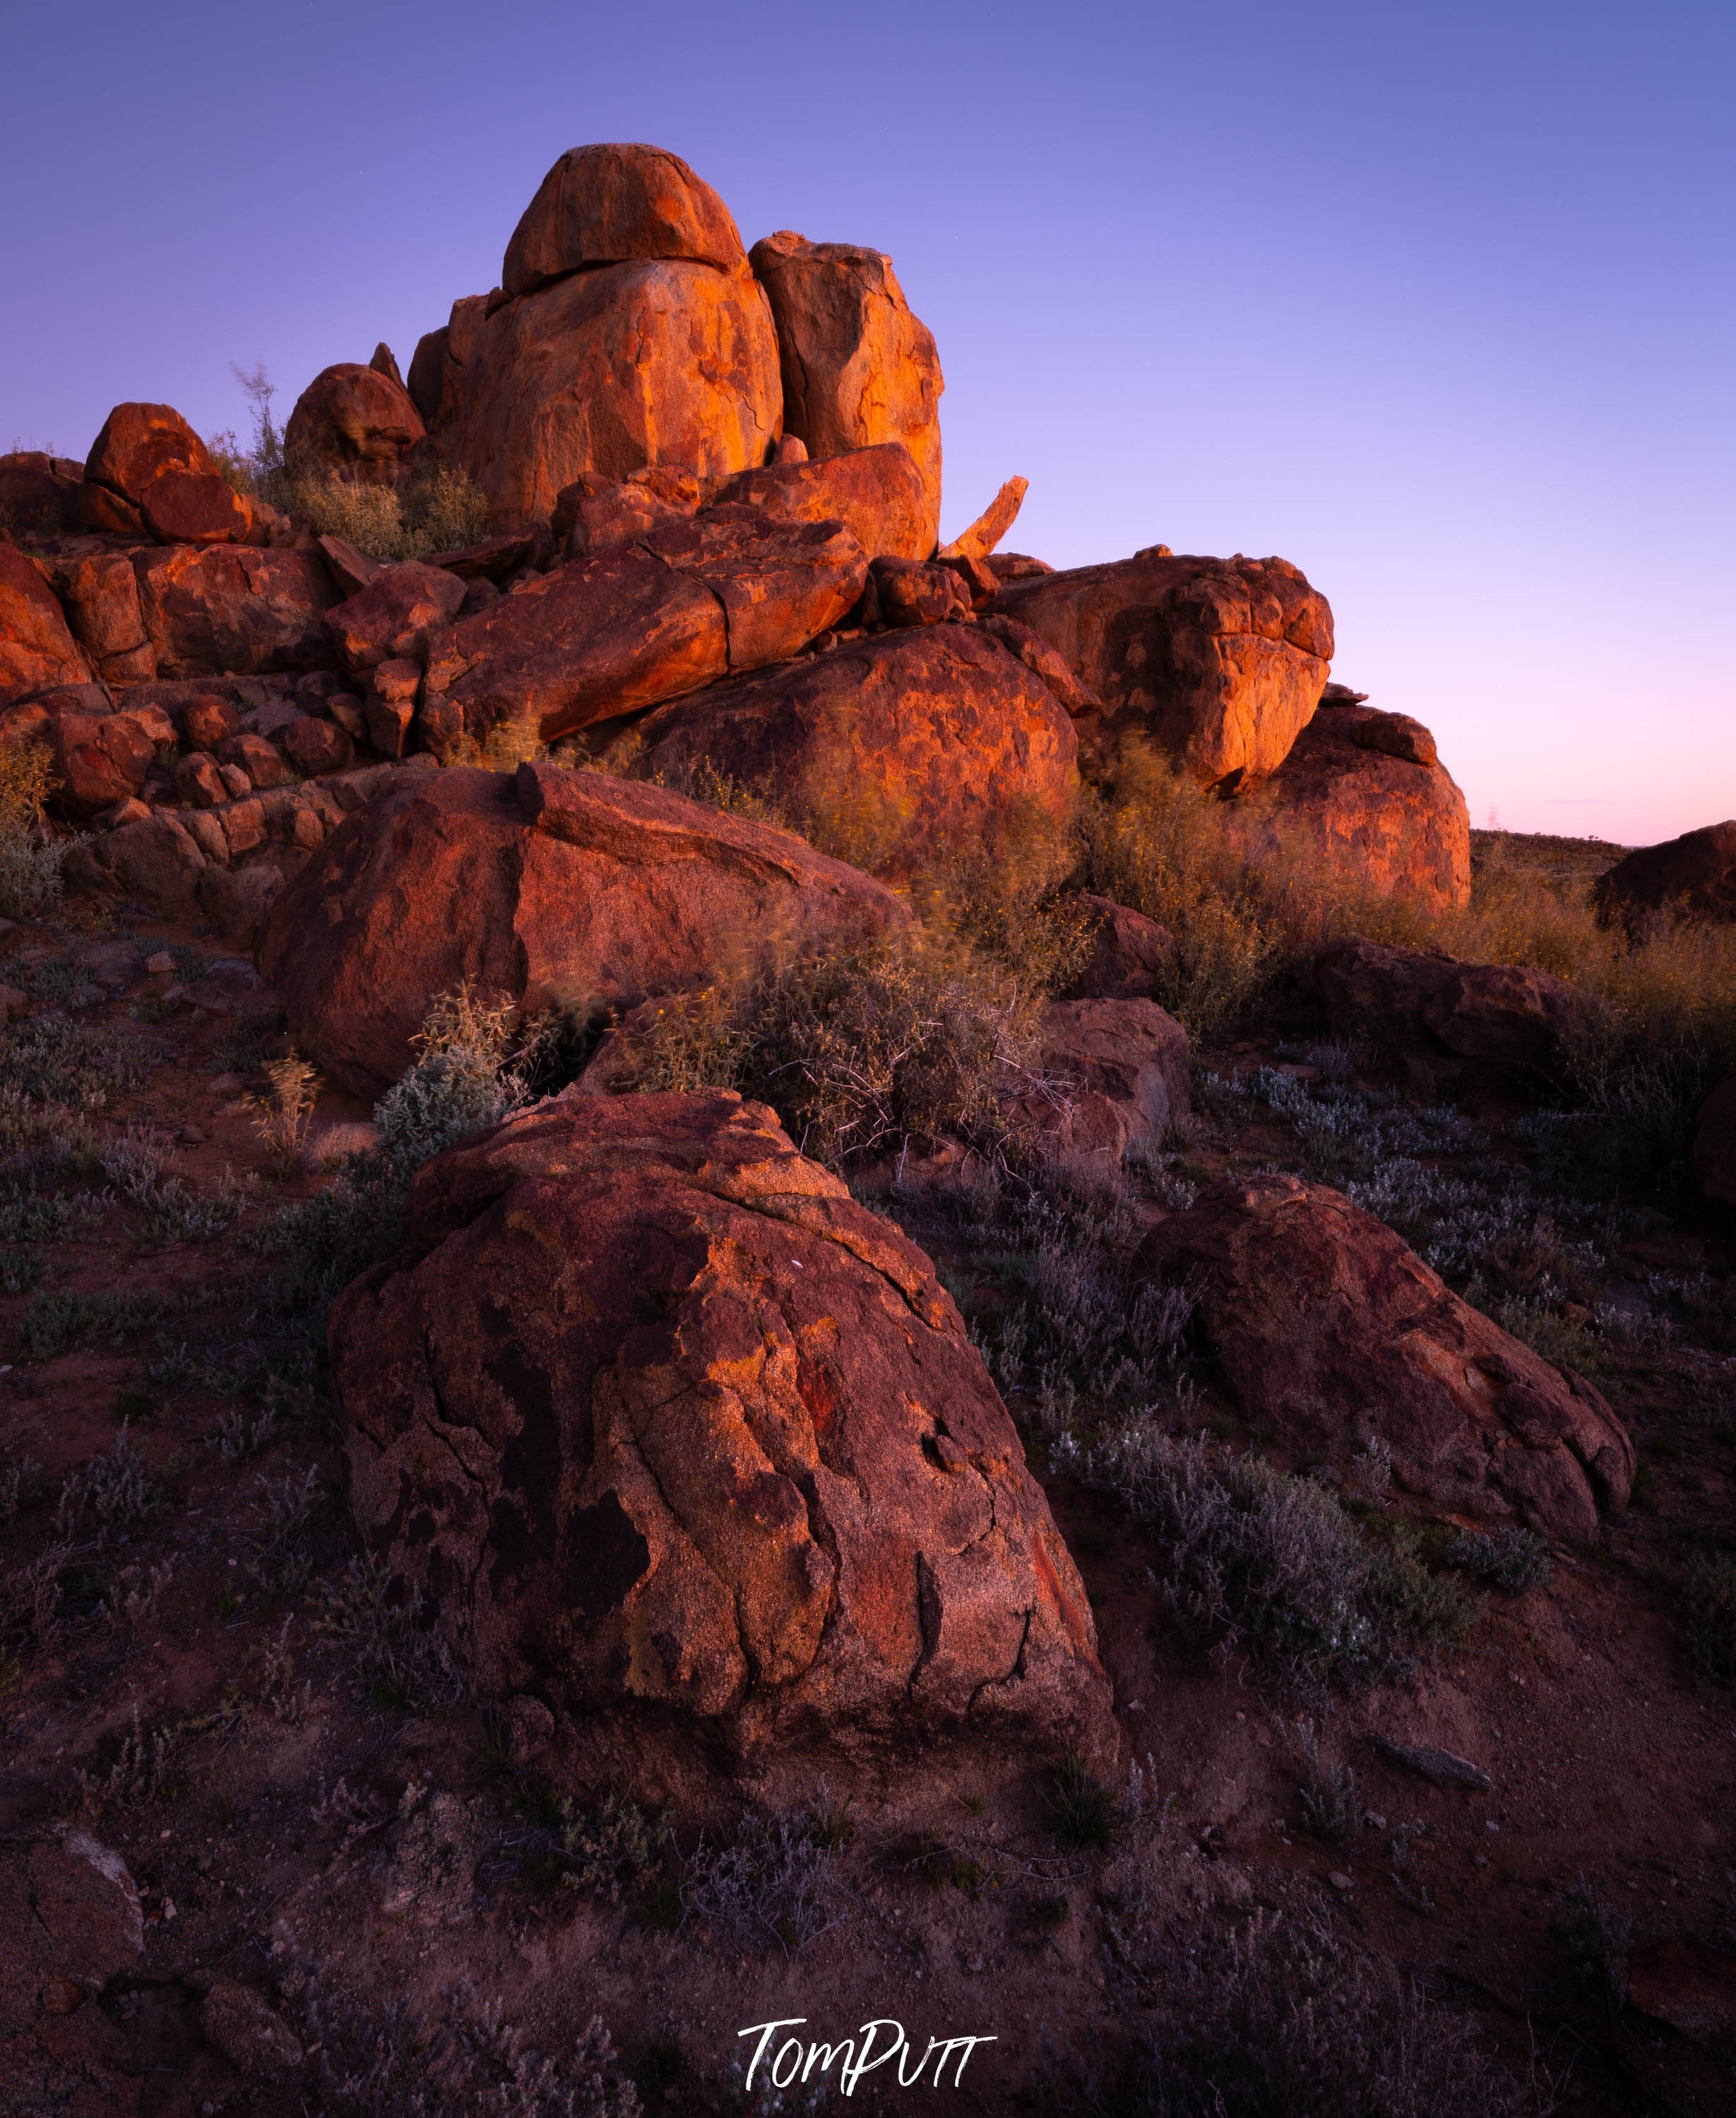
[4,1,1730,845]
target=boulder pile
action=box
[0,138,1475,936]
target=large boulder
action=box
[449,147,780,524]
[422,505,864,747]
[717,442,931,564]
[283,362,427,489]
[502,141,747,296]
[991,549,1333,785]
[615,622,1078,860]
[131,545,339,677]
[258,760,907,1094]
[1593,821,1736,931]
[83,401,251,545]
[1062,895,1177,1004]
[331,1088,1113,1753]
[0,1826,142,2040]
[749,232,944,557]
[406,293,491,434]
[1691,1078,1736,1208]
[0,547,92,706]
[1315,936,1588,1071]
[453,259,783,525]
[1136,1173,1635,1542]
[0,451,87,537]
[1225,703,1471,911]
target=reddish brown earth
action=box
[0,884,1732,2113]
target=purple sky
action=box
[4,0,1730,845]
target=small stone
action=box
[218,763,251,800]
[144,951,176,976]
[208,1073,244,1093]
[200,1980,304,2078]
[40,1975,85,2016]
[179,1125,208,1145]
[1474,1854,1490,1867]
[1328,1872,1354,1891]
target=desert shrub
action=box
[1291,1718,1362,1848]
[504,1787,661,1902]
[1058,1422,1473,1691]
[0,1012,160,1111]
[0,739,74,919]
[1446,1526,1554,1594]
[280,461,491,561]
[1045,1753,1119,1851]
[54,1421,159,1532]
[302,1984,641,2118]
[251,1052,319,1173]
[1078,741,1283,1040]
[679,1807,854,1958]
[22,1287,175,1360]
[1066,1900,1547,2117]
[741,931,1040,1167]
[315,1552,463,1713]
[1682,1551,1736,1684]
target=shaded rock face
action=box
[131,545,339,677]
[326,561,468,678]
[1227,706,1471,912]
[84,401,252,545]
[749,232,944,557]
[0,545,92,706]
[717,441,930,565]
[422,505,865,746]
[331,1090,1113,1754]
[407,293,491,433]
[1136,1174,1636,1541]
[455,257,783,525]
[49,549,155,683]
[992,549,1333,785]
[1691,1078,1736,1208]
[1593,821,1736,931]
[617,622,1078,859]
[257,761,907,1095]
[283,363,427,488]
[1315,936,1588,1073]
[0,450,88,537]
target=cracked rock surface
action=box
[331,1090,1114,1755]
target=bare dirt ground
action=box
[2,871,1734,2115]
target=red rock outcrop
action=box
[52,704,170,818]
[454,258,782,525]
[1136,1173,1635,1541]
[552,467,703,559]
[616,622,1078,859]
[0,451,87,537]
[940,477,1028,565]
[83,402,250,545]
[992,549,1333,785]
[331,1088,1112,1753]
[257,761,907,1093]
[749,232,944,556]
[283,363,427,488]
[1592,821,1736,931]
[718,442,930,564]
[131,545,339,677]
[1226,704,1471,912]
[0,547,92,706]
[0,1826,143,2041]
[1316,936,1589,1071]
[422,506,864,747]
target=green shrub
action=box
[1447,1526,1554,1594]
[280,462,491,561]
[0,741,73,920]
[1058,1422,1474,1691]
